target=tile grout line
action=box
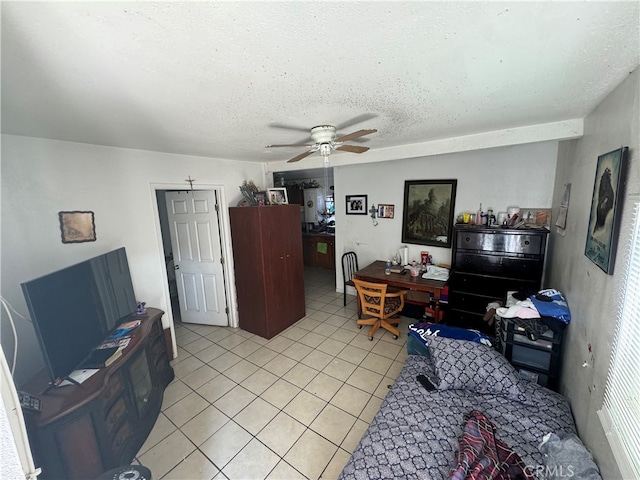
[153,269,411,480]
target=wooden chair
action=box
[353,278,407,340]
[341,251,359,306]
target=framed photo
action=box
[519,208,551,228]
[267,187,288,205]
[254,191,269,206]
[585,146,628,274]
[59,211,96,243]
[346,195,367,215]
[378,204,395,219]
[402,179,457,248]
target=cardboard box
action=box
[406,291,432,304]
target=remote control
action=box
[18,391,42,411]
[416,374,436,392]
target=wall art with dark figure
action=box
[402,180,457,248]
[345,195,368,215]
[585,146,628,274]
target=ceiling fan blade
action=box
[336,145,370,154]
[266,143,314,148]
[268,122,311,133]
[335,129,377,143]
[287,151,314,163]
[335,113,377,131]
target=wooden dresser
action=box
[21,309,174,479]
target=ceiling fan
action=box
[266,114,378,164]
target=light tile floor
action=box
[136,266,412,480]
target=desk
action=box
[354,261,448,321]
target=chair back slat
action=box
[341,252,359,283]
[341,251,360,307]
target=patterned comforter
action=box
[338,354,576,480]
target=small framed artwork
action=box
[585,146,628,274]
[378,204,395,218]
[267,187,288,205]
[519,208,552,228]
[254,191,269,206]
[346,195,367,215]
[59,211,96,243]
[402,179,457,248]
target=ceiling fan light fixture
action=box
[266,119,377,164]
[319,143,332,156]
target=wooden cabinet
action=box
[21,309,174,480]
[302,234,335,269]
[448,226,548,334]
[229,205,306,338]
[286,186,303,206]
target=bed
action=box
[338,335,587,480]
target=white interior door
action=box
[165,190,228,326]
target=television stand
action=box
[20,308,174,480]
[41,376,81,394]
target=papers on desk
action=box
[59,368,99,386]
[422,265,450,281]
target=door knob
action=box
[175,265,180,270]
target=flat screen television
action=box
[21,247,137,383]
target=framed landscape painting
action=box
[402,180,457,248]
[585,146,628,274]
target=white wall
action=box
[546,67,639,479]
[0,135,266,385]
[333,141,559,286]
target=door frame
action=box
[150,183,239,356]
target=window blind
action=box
[598,200,640,479]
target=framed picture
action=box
[59,211,96,243]
[346,195,367,215]
[378,204,395,219]
[254,191,269,206]
[519,208,552,228]
[585,146,628,274]
[267,187,288,205]
[402,179,457,248]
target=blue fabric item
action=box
[530,289,572,324]
[407,333,431,357]
[408,322,493,347]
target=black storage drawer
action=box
[454,252,543,278]
[455,230,544,256]
[446,309,485,331]
[448,291,493,313]
[498,317,564,391]
[450,272,539,298]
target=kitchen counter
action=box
[303,232,335,237]
[302,233,335,269]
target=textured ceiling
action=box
[2,2,639,170]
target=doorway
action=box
[156,188,230,327]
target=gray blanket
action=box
[339,355,576,480]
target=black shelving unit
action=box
[497,316,564,391]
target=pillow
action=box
[424,335,526,400]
